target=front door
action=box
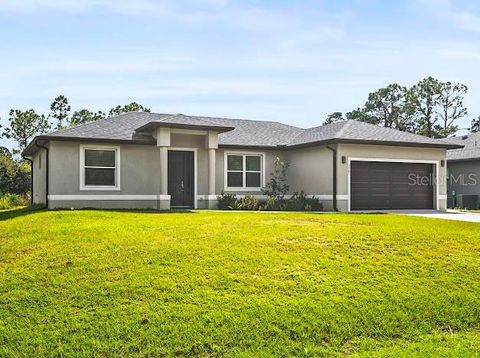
[168,150,195,208]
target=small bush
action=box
[217,192,238,210]
[218,191,322,212]
[286,191,322,211]
[0,193,30,210]
[237,195,259,210]
[217,193,259,210]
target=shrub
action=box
[237,195,259,210]
[262,157,289,201]
[0,193,30,210]
[217,193,259,210]
[286,191,322,211]
[217,192,238,210]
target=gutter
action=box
[21,155,33,205]
[35,141,49,208]
[326,145,338,211]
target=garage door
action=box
[351,161,434,210]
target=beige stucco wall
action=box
[284,146,335,210]
[336,143,448,211]
[49,141,161,196]
[32,147,47,205]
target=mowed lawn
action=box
[0,209,479,357]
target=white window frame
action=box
[224,151,265,191]
[80,144,120,191]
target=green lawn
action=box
[0,209,479,357]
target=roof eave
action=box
[447,156,480,162]
[286,138,464,150]
[22,135,156,157]
[219,144,285,150]
[135,122,235,134]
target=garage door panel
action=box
[351,161,434,210]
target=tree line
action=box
[324,76,480,137]
[1,96,150,155]
[0,97,150,196]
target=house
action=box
[446,132,480,209]
[22,112,462,211]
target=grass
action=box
[0,209,479,357]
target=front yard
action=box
[0,209,479,356]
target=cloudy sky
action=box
[1,0,480,149]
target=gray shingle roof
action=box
[447,132,480,161]
[26,112,461,155]
[287,120,459,148]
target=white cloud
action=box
[412,0,480,33]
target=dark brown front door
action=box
[351,161,434,210]
[168,151,194,208]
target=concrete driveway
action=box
[395,209,480,223]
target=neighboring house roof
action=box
[23,112,462,156]
[447,132,480,161]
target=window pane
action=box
[246,172,261,187]
[85,168,115,186]
[246,156,260,171]
[227,155,243,171]
[227,172,243,187]
[85,149,115,167]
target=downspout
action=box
[35,141,49,208]
[326,145,338,211]
[21,155,33,205]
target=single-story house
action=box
[22,112,462,211]
[446,132,480,208]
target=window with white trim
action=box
[226,154,263,189]
[81,147,119,189]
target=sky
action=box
[1,0,480,149]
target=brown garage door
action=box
[351,161,434,210]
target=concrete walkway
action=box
[395,209,480,223]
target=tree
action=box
[108,102,151,117]
[2,109,51,153]
[50,95,71,130]
[0,152,30,195]
[406,77,442,138]
[334,77,468,138]
[70,109,106,126]
[471,116,480,133]
[324,112,344,124]
[0,146,11,158]
[435,81,468,138]
[345,108,377,124]
[362,84,413,131]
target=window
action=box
[80,146,120,190]
[225,153,263,190]
[38,152,42,169]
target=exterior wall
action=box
[337,143,448,211]
[32,147,47,205]
[48,141,161,209]
[36,137,448,212]
[285,145,334,210]
[447,160,480,208]
[447,160,480,196]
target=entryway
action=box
[168,150,195,208]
